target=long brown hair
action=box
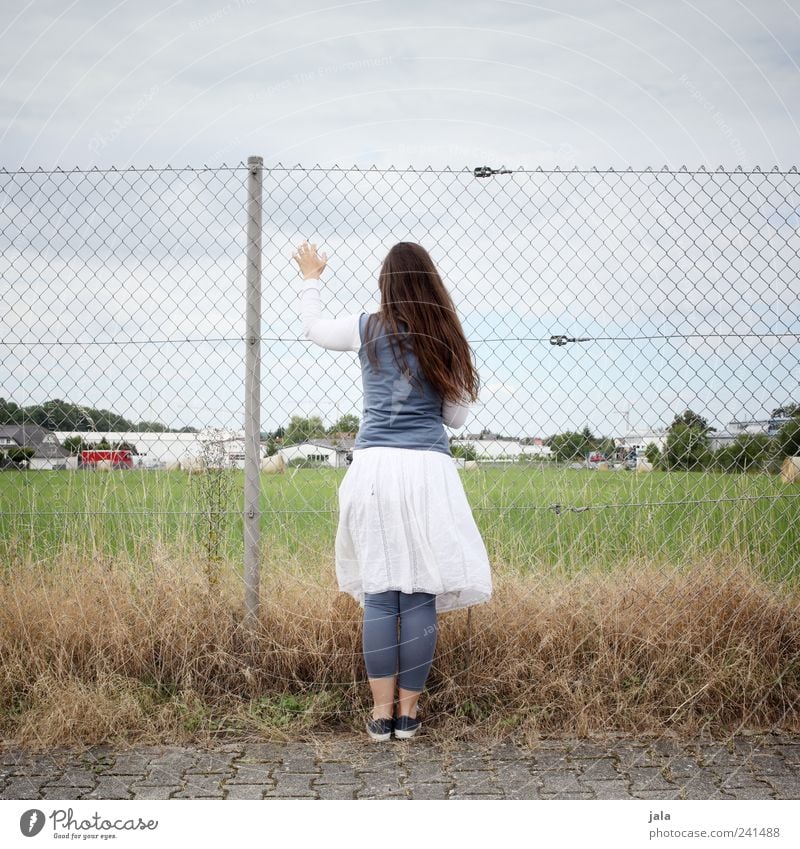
[362,242,480,404]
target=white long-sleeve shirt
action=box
[299,277,470,429]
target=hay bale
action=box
[94,459,113,471]
[780,456,800,484]
[261,454,286,474]
[462,460,479,471]
[182,456,206,475]
[636,459,653,473]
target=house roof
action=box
[0,424,71,458]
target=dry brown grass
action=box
[1,542,798,752]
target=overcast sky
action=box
[2,0,799,443]
[2,0,800,169]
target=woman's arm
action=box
[300,278,362,352]
[442,396,470,428]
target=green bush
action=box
[451,442,478,461]
[713,434,772,473]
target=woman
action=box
[291,239,492,741]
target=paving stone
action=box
[5,754,69,776]
[696,746,754,769]
[633,789,687,800]
[567,740,616,758]
[762,775,800,800]
[82,776,133,799]
[572,757,620,782]
[648,738,689,758]
[502,777,542,799]
[264,788,319,799]
[224,784,269,800]
[0,777,42,799]
[663,755,704,779]
[316,783,360,799]
[451,770,503,794]
[407,782,449,799]
[774,744,800,764]
[626,766,676,792]
[484,741,529,761]
[188,752,236,773]
[449,792,505,799]
[746,754,792,775]
[613,747,661,768]
[714,765,766,789]
[45,767,98,790]
[405,765,450,784]
[581,780,632,799]
[313,769,360,785]
[4,734,799,801]
[140,765,184,785]
[172,790,225,799]
[356,792,408,799]
[236,743,286,762]
[723,785,776,800]
[531,750,573,769]
[104,752,153,774]
[678,773,735,800]
[538,769,586,794]
[39,786,87,799]
[131,785,180,799]
[182,774,226,795]
[537,790,594,799]
[228,763,275,783]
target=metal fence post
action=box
[244,155,263,627]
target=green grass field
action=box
[2,464,798,584]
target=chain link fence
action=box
[1,160,799,751]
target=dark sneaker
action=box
[365,716,393,741]
[393,714,421,739]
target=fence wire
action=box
[1,162,799,756]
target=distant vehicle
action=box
[79,449,133,469]
[586,451,606,469]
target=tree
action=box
[6,446,35,469]
[644,442,661,465]
[283,415,326,446]
[548,431,593,462]
[62,435,85,455]
[771,403,800,419]
[327,414,360,435]
[771,417,800,462]
[661,421,712,471]
[670,409,715,433]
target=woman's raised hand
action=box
[292,240,328,280]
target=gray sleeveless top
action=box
[353,312,451,455]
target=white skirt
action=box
[334,446,493,613]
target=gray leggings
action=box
[362,591,437,692]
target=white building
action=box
[615,429,669,454]
[451,437,534,462]
[277,437,354,469]
[53,428,252,469]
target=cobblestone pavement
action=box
[1,731,798,800]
